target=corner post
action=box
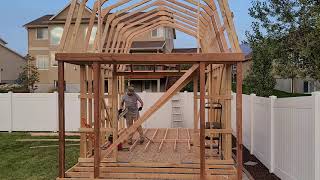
[93,62,101,178]
[199,62,206,179]
[80,65,87,158]
[58,61,65,178]
[112,64,119,160]
[236,62,243,180]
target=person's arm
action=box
[136,93,144,107]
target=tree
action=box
[246,0,320,93]
[244,23,276,97]
[16,54,40,92]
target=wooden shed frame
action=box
[55,0,245,179]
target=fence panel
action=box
[253,96,271,169]
[65,93,80,131]
[0,93,11,131]
[11,93,57,131]
[274,96,314,180]
[0,92,318,180]
[242,94,252,150]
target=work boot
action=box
[139,137,144,144]
[128,139,133,145]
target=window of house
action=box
[36,28,48,40]
[36,55,49,70]
[51,52,58,67]
[151,27,164,38]
[50,26,64,45]
[85,26,97,45]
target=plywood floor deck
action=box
[60,128,237,180]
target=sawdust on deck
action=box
[107,128,220,163]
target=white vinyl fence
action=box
[232,92,320,180]
[0,92,195,132]
[0,91,319,180]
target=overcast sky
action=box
[0,0,254,55]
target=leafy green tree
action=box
[245,0,320,94]
[244,23,276,97]
[16,54,40,92]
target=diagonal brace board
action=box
[102,64,199,157]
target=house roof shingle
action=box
[24,15,54,27]
[0,37,8,45]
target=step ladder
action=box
[171,93,184,128]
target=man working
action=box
[120,86,144,145]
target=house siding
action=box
[0,45,25,84]
[26,3,175,92]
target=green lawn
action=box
[0,133,79,180]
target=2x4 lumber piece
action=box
[116,71,186,76]
[65,172,233,179]
[55,53,245,64]
[58,61,65,178]
[158,128,169,152]
[224,65,232,160]
[144,129,158,152]
[78,94,112,99]
[69,0,87,50]
[187,128,191,152]
[16,139,79,142]
[195,94,232,100]
[93,62,101,178]
[80,65,87,158]
[30,144,79,149]
[79,128,114,133]
[236,62,243,180]
[130,129,148,152]
[193,75,198,132]
[174,128,179,151]
[78,161,235,168]
[205,129,233,134]
[199,62,206,179]
[69,167,237,175]
[58,0,77,51]
[30,132,79,136]
[112,64,118,159]
[102,64,199,157]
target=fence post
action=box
[8,91,13,133]
[269,95,277,173]
[313,92,320,180]
[250,93,256,154]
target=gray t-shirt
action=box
[121,93,142,113]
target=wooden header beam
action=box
[56,53,245,65]
[116,71,186,76]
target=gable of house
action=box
[0,44,25,83]
[50,2,92,21]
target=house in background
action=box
[239,43,318,94]
[0,37,26,84]
[24,1,176,93]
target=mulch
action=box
[232,136,281,180]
